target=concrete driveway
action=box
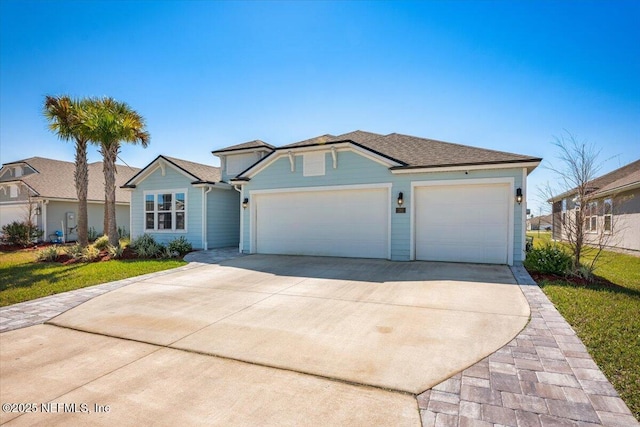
[1,255,530,426]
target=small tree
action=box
[542,132,620,274]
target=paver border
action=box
[417,265,638,427]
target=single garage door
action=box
[415,183,510,264]
[0,204,27,228]
[254,187,389,259]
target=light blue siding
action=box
[241,150,528,263]
[207,188,240,248]
[131,166,203,248]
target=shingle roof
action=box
[0,157,139,203]
[161,156,221,183]
[590,159,640,196]
[280,130,540,168]
[212,140,275,154]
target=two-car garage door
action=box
[254,187,389,259]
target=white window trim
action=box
[602,198,613,234]
[143,189,188,233]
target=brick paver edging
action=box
[417,265,638,427]
[0,247,245,333]
[0,263,204,333]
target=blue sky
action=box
[1,0,638,215]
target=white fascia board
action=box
[213,147,273,157]
[391,161,541,175]
[240,143,402,179]
[192,182,233,190]
[592,181,640,198]
[127,158,198,186]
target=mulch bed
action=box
[1,243,141,264]
[529,272,617,289]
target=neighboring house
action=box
[0,157,139,242]
[122,155,249,249]
[527,214,553,231]
[225,130,541,265]
[550,159,640,252]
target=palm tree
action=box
[43,95,91,247]
[82,97,150,246]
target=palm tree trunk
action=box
[74,139,89,247]
[103,144,119,246]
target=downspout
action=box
[42,200,49,242]
[233,185,243,253]
[202,186,213,250]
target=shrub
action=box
[1,221,43,247]
[87,227,99,242]
[167,236,192,256]
[81,245,101,262]
[93,235,110,250]
[36,245,59,262]
[130,234,163,258]
[118,226,130,239]
[524,243,572,275]
[65,243,84,260]
[108,244,124,259]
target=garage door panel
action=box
[255,188,389,259]
[415,184,510,264]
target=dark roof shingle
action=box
[212,140,275,154]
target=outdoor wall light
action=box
[242,198,249,209]
[516,188,523,204]
[397,192,404,206]
[35,206,42,215]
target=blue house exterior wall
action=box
[207,188,240,248]
[130,166,204,248]
[239,150,527,263]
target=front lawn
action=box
[0,248,186,307]
[526,232,640,420]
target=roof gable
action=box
[552,159,640,200]
[0,157,139,203]
[123,155,221,187]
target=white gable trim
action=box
[126,157,199,186]
[238,142,402,180]
[391,161,541,174]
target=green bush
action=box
[81,245,101,262]
[130,234,163,258]
[1,221,43,247]
[36,245,59,262]
[107,244,124,259]
[118,226,130,239]
[93,235,110,250]
[524,243,572,275]
[87,227,99,242]
[65,243,84,260]
[167,236,192,256]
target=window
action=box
[585,201,598,232]
[303,152,325,176]
[144,191,186,231]
[9,184,18,198]
[603,198,613,232]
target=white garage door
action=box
[415,183,510,264]
[0,205,27,228]
[254,187,389,259]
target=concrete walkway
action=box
[1,249,637,426]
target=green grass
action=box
[526,232,640,420]
[0,249,186,307]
